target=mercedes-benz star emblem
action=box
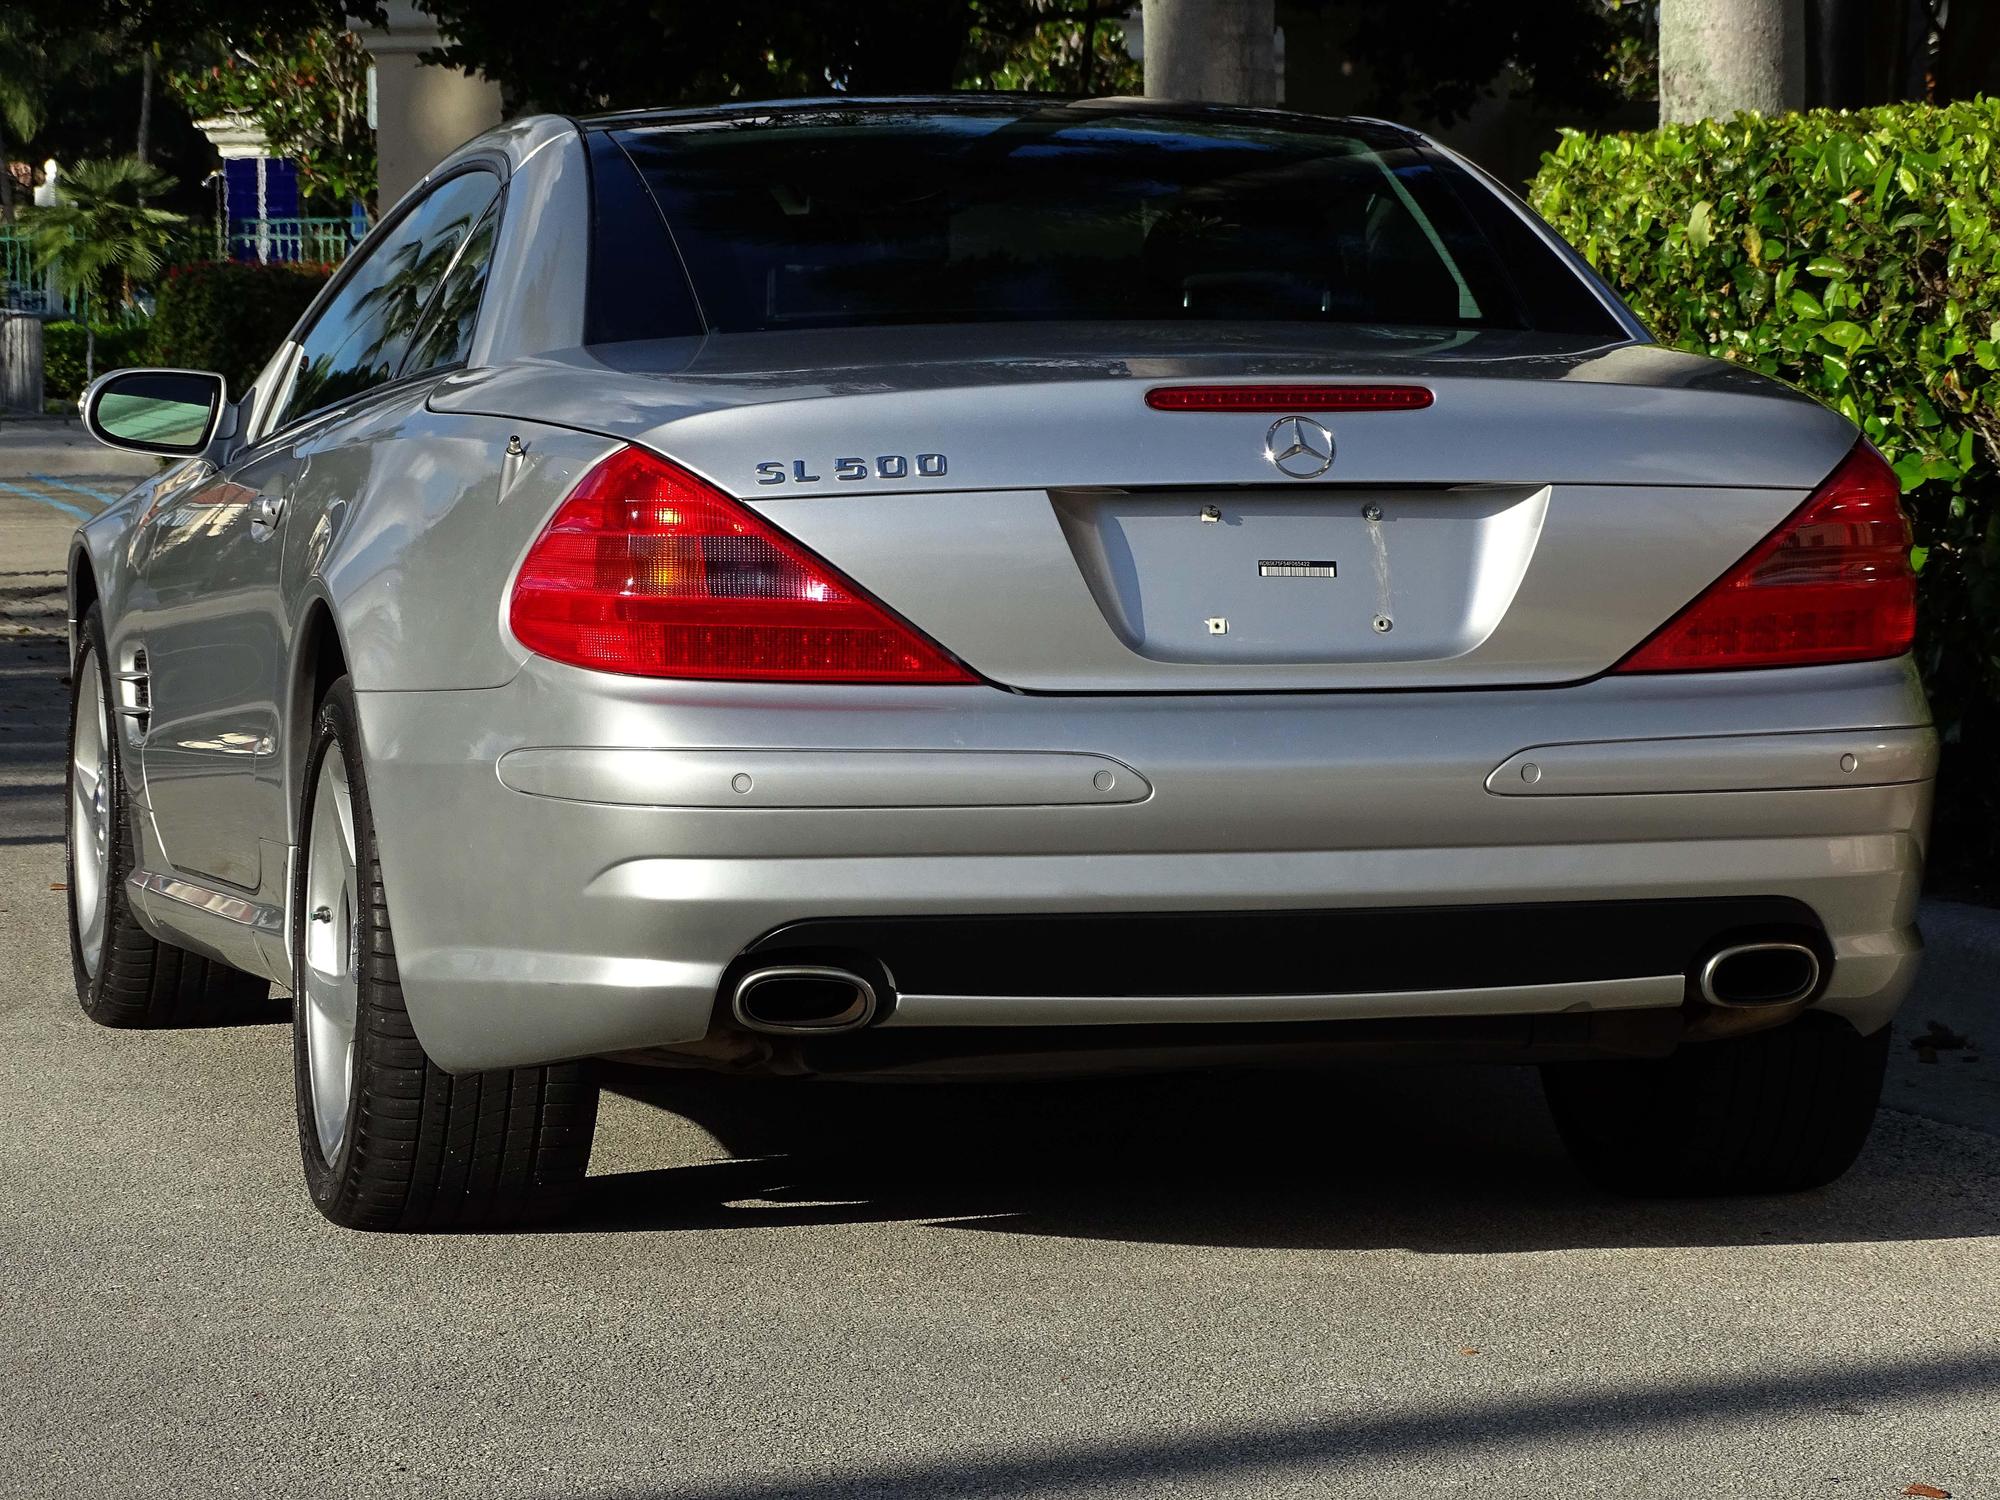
[1264,416,1336,479]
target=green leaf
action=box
[1821,320,1872,351]
[1687,200,1715,252]
[1790,289,1826,319]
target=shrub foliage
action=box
[1533,100,2000,876]
[42,322,151,403]
[146,260,333,395]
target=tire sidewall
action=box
[291,680,369,1208]
[67,607,128,1016]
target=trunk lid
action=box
[435,324,1859,692]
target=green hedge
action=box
[42,322,152,404]
[1532,99,2000,879]
[146,260,334,396]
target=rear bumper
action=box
[356,656,1933,1073]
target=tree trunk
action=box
[1660,0,1806,123]
[1079,0,1100,95]
[840,1,973,94]
[1142,0,1277,106]
[136,50,154,165]
[1807,0,1927,106]
[1805,0,1870,106]
[1938,0,2000,102]
[84,291,95,385]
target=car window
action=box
[596,108,1623,338]
[275,169,502,430]
[400,200,501,378]
[585,131,703,345]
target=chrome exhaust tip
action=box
[1697,941,1822,1008]
[732,965,878,1035]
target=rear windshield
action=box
[589,105,1623,342]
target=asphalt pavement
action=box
[2,420,1996,1499]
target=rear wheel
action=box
[1541,1011,1889,1195]
[68,604,268,1027]
[293,679,598,1230]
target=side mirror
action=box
[82,368,228,457]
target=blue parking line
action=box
[0,480,92,522]
[27,474,119,505]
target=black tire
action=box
[292,679,598,1231]
[67,604,269,1027]
[1542,1011,1890,1195]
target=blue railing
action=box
[224,216,360,266]
[0,227,81,315]
[2,212,360,320]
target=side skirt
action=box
[127,868,287,983]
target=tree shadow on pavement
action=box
[569,1346,2000,1500]
[569,1059,2000,1253]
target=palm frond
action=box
[17,155,191,307]
[0,89,37,143]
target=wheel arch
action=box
[67,539,101,669]
[287,595,352,839]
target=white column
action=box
[353,2,503,211]
[34,160,60,310]
[194,116,272,261]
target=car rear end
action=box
[359,100,1931,1193]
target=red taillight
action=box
[1144,384,1434,412]
[508,446,976,683]
[1616,442,1916,673]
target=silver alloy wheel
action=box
[301,750,360,1162]
[69,654,111,978]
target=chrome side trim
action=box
[877,974,1683,1028]
[128,869,285,934]
[113,648,149,734]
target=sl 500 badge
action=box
[756,454,949,485]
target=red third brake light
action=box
[509,446,976,683]
[1617,441,1916,673]
[1145,384,1434,412]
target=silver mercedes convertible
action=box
[67,98,1934,1230]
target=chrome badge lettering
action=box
[756,453,948,484]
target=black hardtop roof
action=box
[579,93,1421,144]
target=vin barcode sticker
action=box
[1258,559,1338,578]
